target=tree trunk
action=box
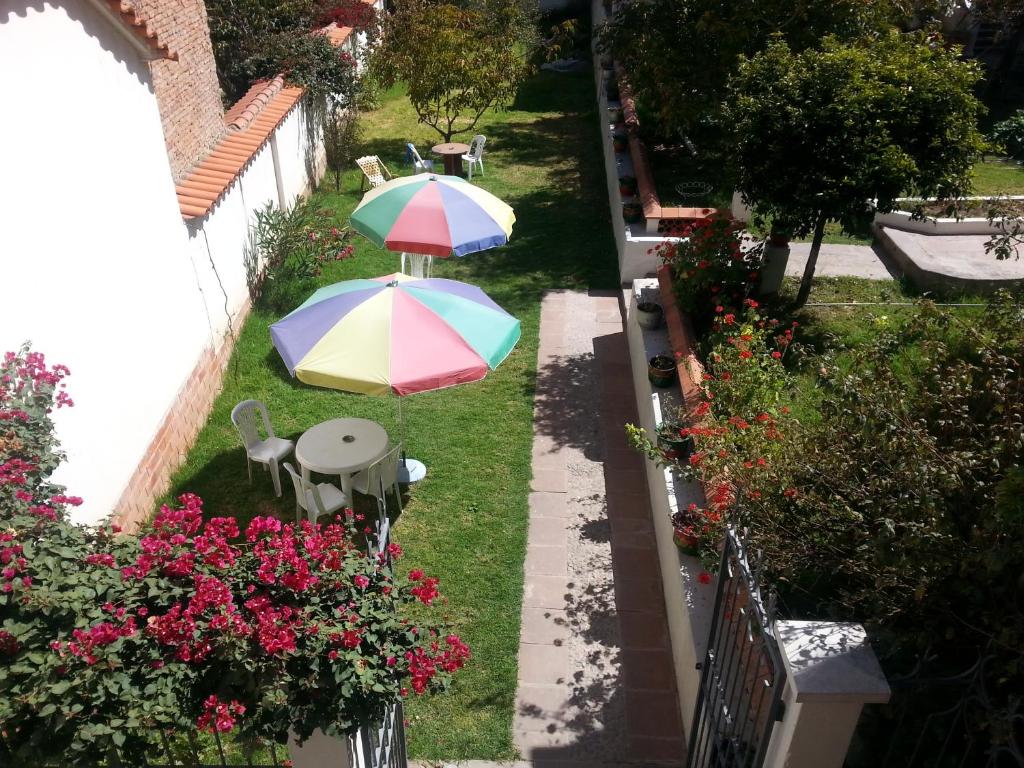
[795,213,827,307]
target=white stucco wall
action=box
[0,0,210,525]
[0,1,328,525]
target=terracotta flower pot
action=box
[618,175,637,196]
[648,354,676,387]
[673,529,700,556]
[623,203,644,224]
[612,134,628,153]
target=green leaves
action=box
[371,0,533,141]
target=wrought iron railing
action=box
[687,526,787,768]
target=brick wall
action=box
[113,302,250,531]
[135,0,225,182]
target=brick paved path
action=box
[512,290,686,766]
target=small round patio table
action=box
[431,142,471,177]
[296,418,389,498]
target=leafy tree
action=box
[323,100,363,192]
[598,0,900,149]
[726,32,986,305]
[371,0,534,142]
[206,0,374,102]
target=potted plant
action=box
[758,222,792,297]
[609,107,624,125]
[612,133,629,153]
[671,508,702,556]
[636,300,663,329]
[648,353,676,387]
[618,175,637,196]
[605,79,620,102]
[623,202,644,224]
[656,420,693,460]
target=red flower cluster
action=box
[59,618,138,665]
[196,695,246,734]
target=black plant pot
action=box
[648,354,676,387]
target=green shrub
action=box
[244,200,354,314]
[0,347,469,765]
[990,109,1024,162]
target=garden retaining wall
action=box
[623,276,713,733]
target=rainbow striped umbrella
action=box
[350,174,515,258]
[270,273,520,396]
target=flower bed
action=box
[0,346,467,767]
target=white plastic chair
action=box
[462,135,486,180]
[230,400,293,497]
[352,444,404,548]
[406,143,434,174]
[356,155,393,191]
[283,462,349,524]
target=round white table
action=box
[295,418,389,498]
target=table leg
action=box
[340,473,354,501]
[301,465,311,484]
[444,154,462,177]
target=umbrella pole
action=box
[395,395,427,484]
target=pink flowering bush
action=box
[0,346,468,766]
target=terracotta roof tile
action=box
[101,0,177,60]
[177,83,305,221]
[224,75,286,131]
[322,23,354,47]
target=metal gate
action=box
[686,526,787,768]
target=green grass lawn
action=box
[774,276,987,423]
[972,156,1024,195]
[165,73,618,760]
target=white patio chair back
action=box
[282,462,308,521]
[356,155,392,190]
[462,135,486,180]
[353,443,404,550]
[231,400,293,497]
[406,143,433,174]
[400,253,433,279]
[232,399,271,448]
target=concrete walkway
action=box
[512,290,685,766]
[785,242,898,280]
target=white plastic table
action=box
[295,418,389,498]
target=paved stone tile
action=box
[532,446,568,471]
[604,490,652,520]
[518,643,573,686]
[611,546,662,583]
[531,469,568,493]
[525,545,568,576]
[619,610,671,650]
[609,518,658,551]
[621,649,678,691]
[520,607,570,645]
[603,466,648,497]
[603,447,646,472]
[625,690,684,739]
[523,575,574,609]
[627,736,687,764]
[513,727,580,754]
[613,578,665,613]
[529,491,570,518]
[529,516,568,545]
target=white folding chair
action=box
[283,462,349,524]
[406,143,434,174]
[230,400,293,497]
[356,155,393,191]
[351,444,404,549]
[462,135,486,180]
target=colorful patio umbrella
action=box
[269,273,521,481]
[350,174,515,259]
